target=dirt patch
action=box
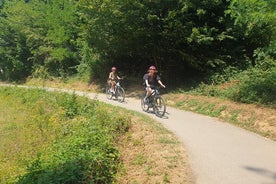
[164,93,276,140]
[25,78,101,92]
[116,115,193,184]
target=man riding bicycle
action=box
[143,65,166,103]
[107,66,121,93]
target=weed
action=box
[133,154,147,165]
[132,139,143,146]
[0,87,131,184]
[230,110,241,122]
[176,101,185,107]
[213,105,227,116]
[159,137,179,144]
[187,99,198,107]
[163,172,170,183]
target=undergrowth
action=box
[183,57,276,107]
[0,86,130,184]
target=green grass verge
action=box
[0,86,130,184]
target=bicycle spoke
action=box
[116,87,125,102]
[154,97,166,117]
[105,85,113,99]
[141,94,149,112]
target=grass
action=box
[10,77,276,141]
[115,111,190,184]
[0,85,191,184]
[18,77,276,140]
[165,93,276,140]
[0,88,53,183]
[0,87,131,183]
[230,110,241,122]
[3,76,275,182]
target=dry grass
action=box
[24,78,276,140]
[25,77,101,92]
[116,114,193,184]
[164,93,276,140]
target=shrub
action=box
[0,87,130,184]
[234,67,276,105]
[17,97,130,183]
[17,125,119,184]
[233,52,276,105]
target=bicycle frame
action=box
[141,86,166,117]
[106,79,125,102]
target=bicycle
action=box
[141,86,166,117]
[105,79,125,102]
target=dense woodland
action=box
[0,0,275,104]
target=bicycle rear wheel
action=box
[141,93,149,112]
[116,87,125,102]
[105,85,113,99]
[154,96,166,117]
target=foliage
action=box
[0,87,130,183]
[0,0,80,81]
[0,0,275,105]
[77,0,237,79]
[228,0,275,41]
[233,52,276,105]
[184,53,276,106]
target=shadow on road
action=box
[244,166,276,183]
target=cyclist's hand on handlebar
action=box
[119,76,126,80]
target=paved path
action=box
[78,90,276,184]
[2,85,276,184]
[86,92,276,184]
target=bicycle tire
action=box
[105,85,113,99]
[154,96,166,117]
[116,87,125,102]
[141,93,149,112]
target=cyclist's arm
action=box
[158,80,166,88]
[145,79,150,87]
[108,72,114,80]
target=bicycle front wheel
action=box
[154,96,166,117]
[116,87,125,102]
[141,93,149,112]
[105,85,113,99]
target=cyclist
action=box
[107,66,121,93]
[143,65,165,103]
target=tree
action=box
[77,0,237,83]
[0,0,80,81]
[0,1,33,81]
[227,0,276,60]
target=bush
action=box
[0,87,131,184]
[16,93,130,184]
[234,67,276,105]
[232,51,276,105]
[17,125,119,184]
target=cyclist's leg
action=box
[111,81,116,92]
[147,86,154,97]
[144,86,152,103]
[107,81,111,91]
